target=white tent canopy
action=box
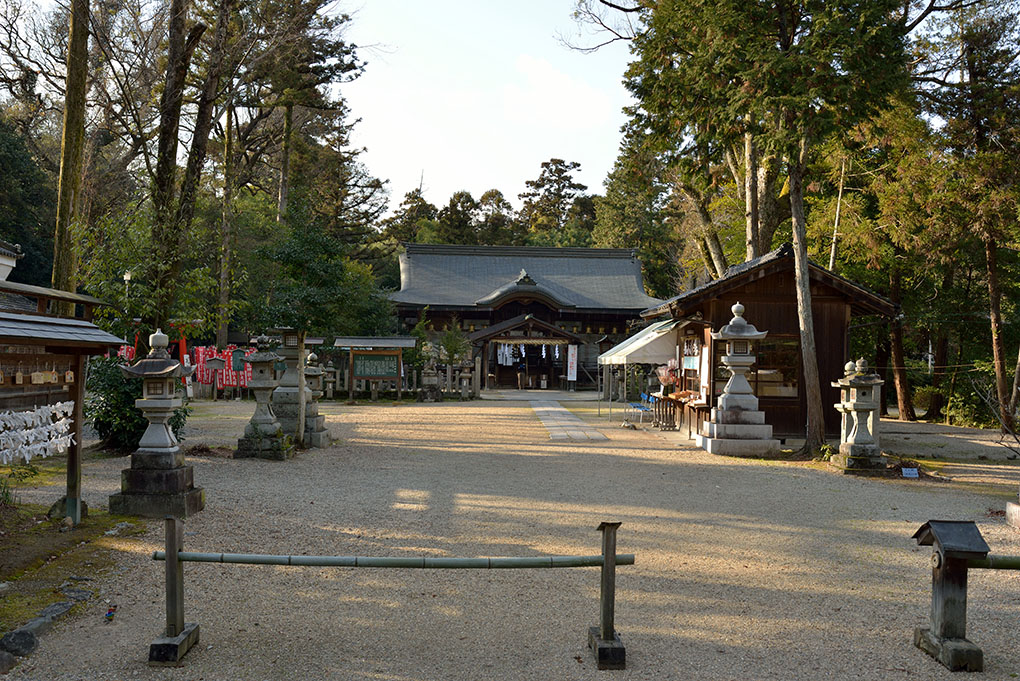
[598,318,682,366]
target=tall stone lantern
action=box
[236,336,294,460]
[696,303,780,456]
[269,328,330,448]
[109,329,205,517]
[831,358,885,471]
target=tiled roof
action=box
[0,312,124,348]
[0,291,36,313]
[0,240,23,259]
[392,244,662,311]
[642,243,896,318]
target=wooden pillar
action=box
[397,356,403,401]
[473,355,481,397]
[66,353,86,525]
[348,349,354,402]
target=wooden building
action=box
[0,260,123,524]
[391,244,662,388]
[642,244,897,438]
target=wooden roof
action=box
[642,244,898,319]
[392,244,662,312]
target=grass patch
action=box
[0,505,144,632]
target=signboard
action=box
[566,345,578,382]
[352,350,401,379]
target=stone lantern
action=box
[109,328,205,517]
[696,303,780,456]
[269,328,330,448]
[324,360,336,399]
[205,355,225,400]
[831,358,885,470]
[236,336,294,460]
[305,352,324,401]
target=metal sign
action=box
[567,345,578,382]
[352,350,401,379]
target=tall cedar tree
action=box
[627,0,909,449]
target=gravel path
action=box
[9,399,1020,680]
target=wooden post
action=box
[164,516,185,637]
[473,355,481,397]
[66,353,86,525]
[348,349,354,402]
[149,515,199,666]
[598,522,620,641]
[397,356,403,401]
[589,521,626,669]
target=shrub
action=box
[85,356,190,452]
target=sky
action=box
[341,1,637,214]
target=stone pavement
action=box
[530,400,608,441]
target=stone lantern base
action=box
[696,407,781,457]
[273,390,330,448]
[109,449,205,518]
[831,443,887,472]
[236,427,295,460]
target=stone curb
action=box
[0,586,92,674]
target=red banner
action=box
[191,346,257,388]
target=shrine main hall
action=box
[390,244,662,389]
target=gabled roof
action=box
[0,312,124,350]
[392,244,662,312]
[467,313,584,344]
[642,244,897,319]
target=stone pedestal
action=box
[236,337,294,460]
[109,329,205,518]
[271,341,330,448]
[419,364,442,402]
[696,303,780,457]
[831,359,885,471]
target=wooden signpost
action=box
[349,349,402,401]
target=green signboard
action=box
[352,352,400,379]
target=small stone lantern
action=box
[205,356,225,400]
[109,328,205,517]
[305,352,324,401]
[831,358,885,470]
[236,336,294,460]
[324,360,336,399]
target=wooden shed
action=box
[0,279,123,524]
[642,244,897,438]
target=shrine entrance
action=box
[468,314,584,390]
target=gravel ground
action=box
[9,399,1020,680]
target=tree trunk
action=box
[928,330,950,421]
[173,0,232,240]
[756,154,788,254]
[149,0,206,328]
[927,265,954,421]
[887,264,917,421]
[875,336,891,417]
[296,330,306,446]
[744,132,759,261]
[681,184,728,278]
[51,0,89,314]
[216,103,234,348]
[983,234,1013,432]
[277,102,293,223]
[1011,342,1020,417]
[788,137,825,450]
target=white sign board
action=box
[902,467,919,479]
[182,354,194,399]
[567,345,578,382]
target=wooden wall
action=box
[692,271,851,437]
